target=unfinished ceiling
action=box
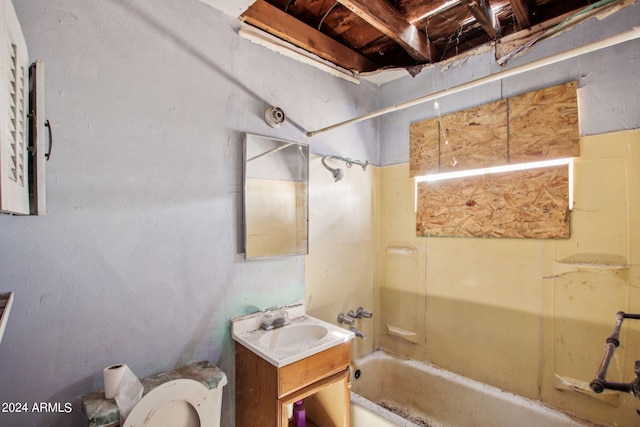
[237,0,630,76]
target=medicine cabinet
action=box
[243,133,309,259]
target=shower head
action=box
[332,167,345,182]
[322,156,344,182]
[321,155,369,182]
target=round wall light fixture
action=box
[264,106,286,128]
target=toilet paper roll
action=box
[104,364,126,399]
[103,364,144,422]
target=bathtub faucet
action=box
[337,313,356,326]
[348,307,373,319]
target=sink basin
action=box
[231,304,355,367]
[258,324,329,350]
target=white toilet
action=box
[82,361,227,427]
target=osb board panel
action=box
[438,99,508,171]
[409,82,579,179]
[416,165,569,238]
[409,117,439,177]
[509,81,579,162]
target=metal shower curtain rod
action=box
[306,27,640,137]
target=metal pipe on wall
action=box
[590,312,640,397]
[306,27,640,137]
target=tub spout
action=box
[350,327,366,339]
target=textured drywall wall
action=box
[0,1,377,426]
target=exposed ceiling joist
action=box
[462,0,502,39]
[242,0,376,71]
[336,0,439,62]
[509,0,531,29]
[235,0,632,75]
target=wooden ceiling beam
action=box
[336,0,439,62]
[509,0,531,29]
[462,0,502,39]
[242,0,376,72]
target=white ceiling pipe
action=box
[306,27,640,137]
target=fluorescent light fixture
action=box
[568,157,574,211]
[415,158,573,182]
[414,157,575,212]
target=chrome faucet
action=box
[337,313,355,326]
[350,327,366,339]
[261,310,290,330]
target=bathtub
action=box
[350,351,598,427]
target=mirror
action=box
[243,133,309,259]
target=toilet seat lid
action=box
[122,378,215,427]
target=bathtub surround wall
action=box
[375,3,640,426]
[0,1,377,426]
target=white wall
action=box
[0,1,377,426]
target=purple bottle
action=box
[293,400,305,427]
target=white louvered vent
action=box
[1,0,31,214]
[0,0,46,215]
[8,42,26,186]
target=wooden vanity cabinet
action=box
[235,341,351,427]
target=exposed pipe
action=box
[306,27,640,137]
[590,311,640,398]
